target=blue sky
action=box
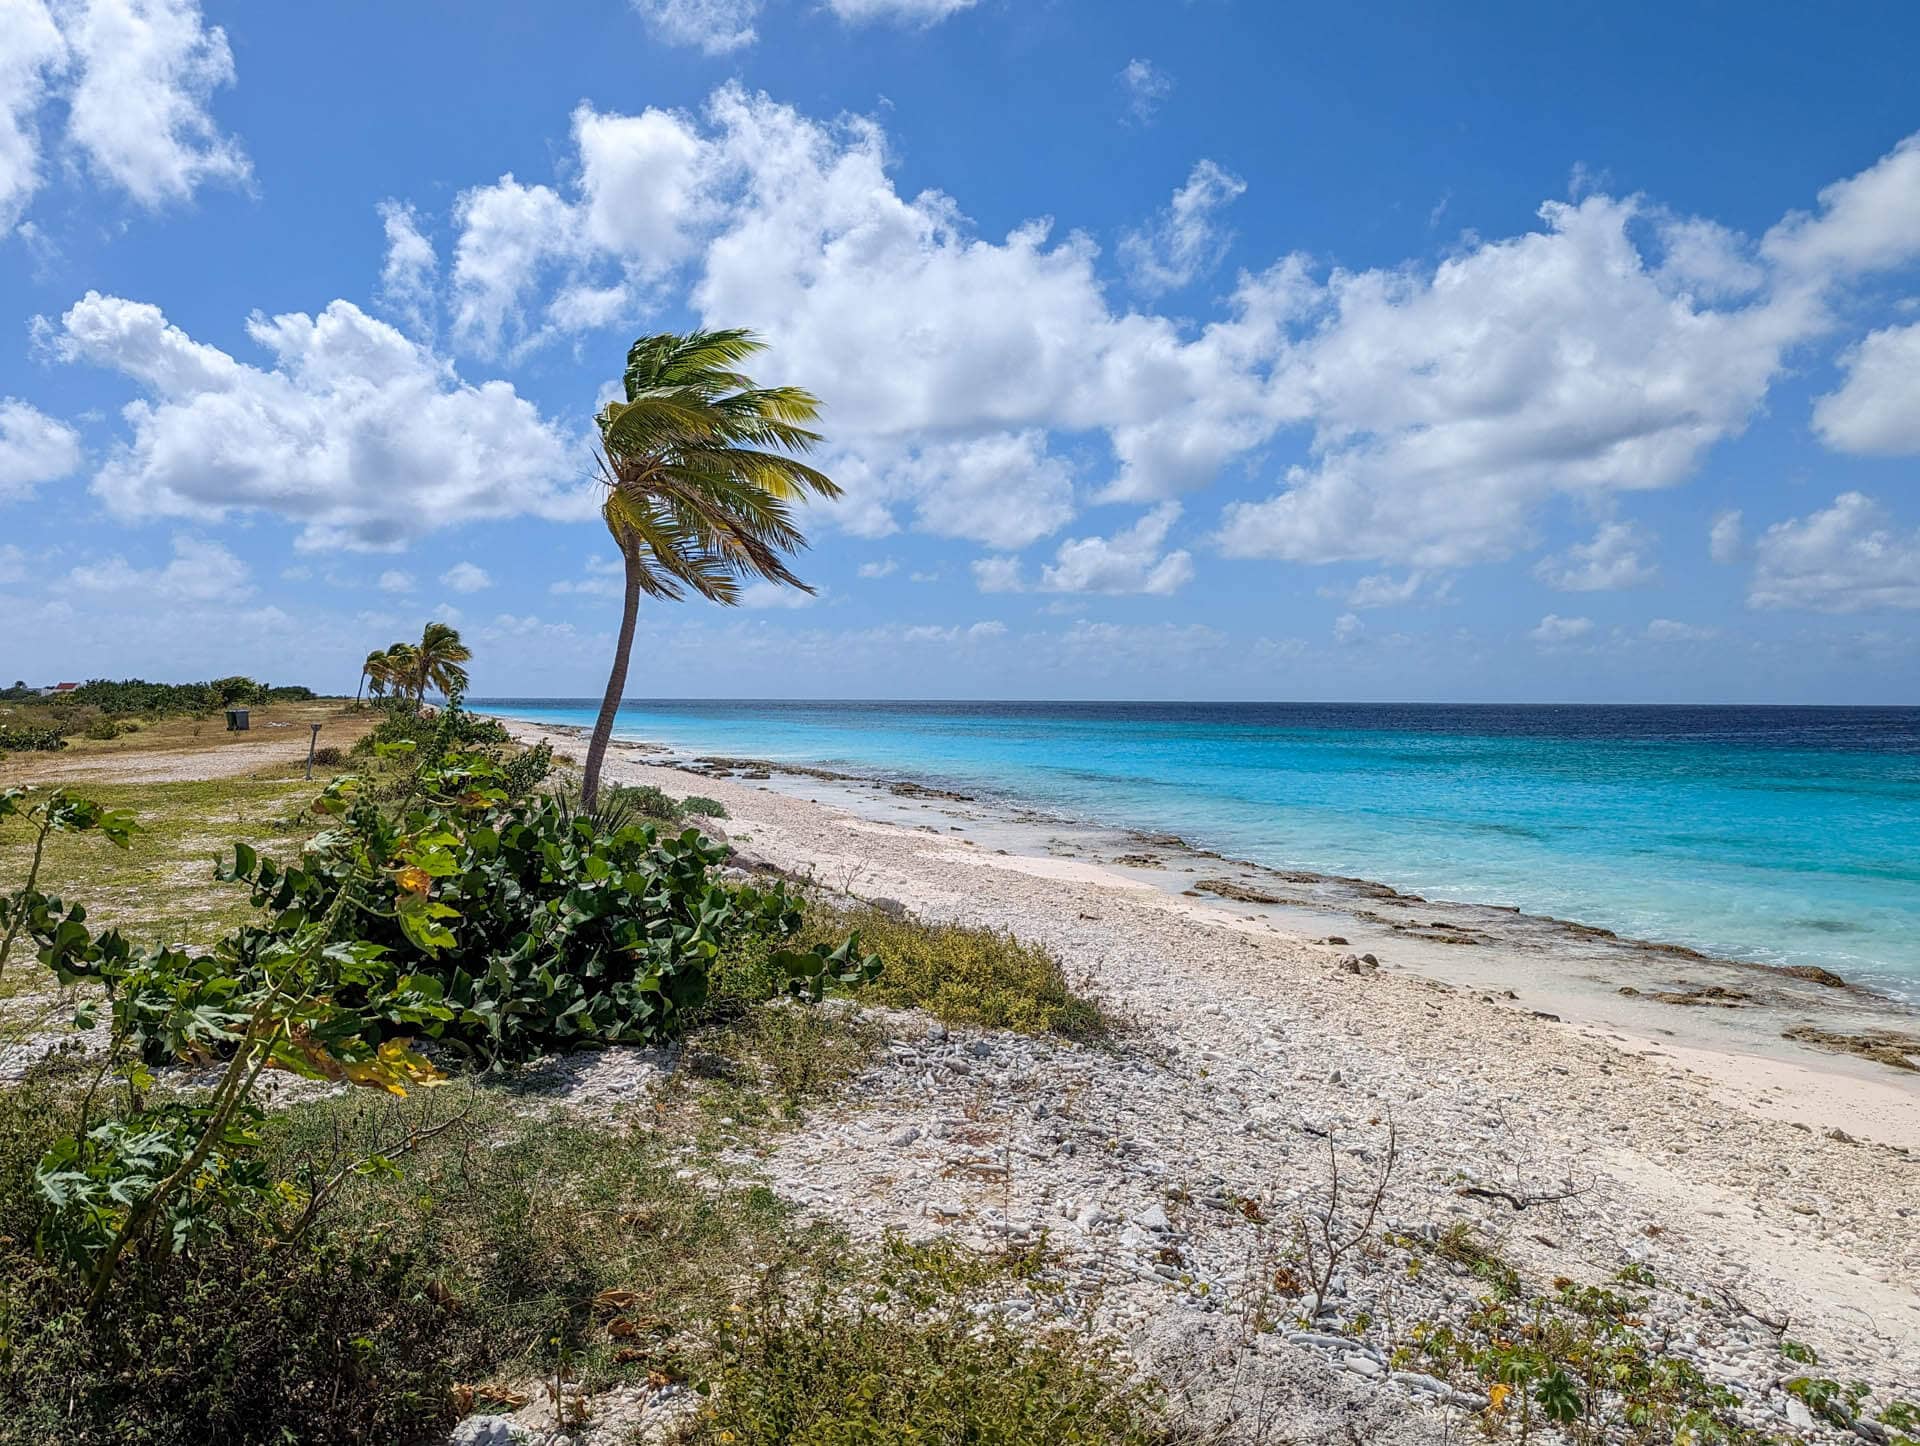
[3,0,1918,702]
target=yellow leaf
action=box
[395,865,432,896]
[1488,1382,1512,1412]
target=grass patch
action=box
[0,777,321,950]
[691,1267,1168,1445]
[681,1000,883,1136]
[800,903,1115,1040]
[0,699,368,772]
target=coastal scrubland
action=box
[3,687,1918,1445]
[0,693,1161,1444]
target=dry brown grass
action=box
[0,702,371,953]
[0,700,374,786]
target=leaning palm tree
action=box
[410,621,472,702]
[355,648,386,704]
[382,642,418,705]
[580,329,841,807]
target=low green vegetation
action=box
[692,1255,1166,1445]
[0,777,321,950]
[0,676,321,757]
[0,677,312,716]
[0,703,1132,1441]
[0,725,65,753]
[1397,1228,1753,1444]
[806,902,1115,1040]
[0,1077,1168,1445]
[0,665,1154,1443]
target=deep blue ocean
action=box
[477,700,1920,997]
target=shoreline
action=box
[491,713,1919,1103]
[494,712,1920,1410]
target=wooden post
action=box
[306,722,322,780]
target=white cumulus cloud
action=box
[630,0,759,53]
[973,503,1193,597]
[864,432,1077,550]
[0,397,83,502]
[56,0,249,207]
[377,199,438,336]
[1813,321,1920,455]
[2,0,248,229]
[50,290,588,550]
[1218,193,1818,569]
[1120,159,1247,295]
[1532,521,1657,591]
[1762,133,1920,280]
[68,532,251,601]
[450,102,719,355]
[1749,492,1920,613]
[1653,216,1764,301]
[440,561,492,593]
[403,94,1920,587]
[1529,613,1593,646]
[0,0,68,231]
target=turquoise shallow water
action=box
[477,700,1920,998]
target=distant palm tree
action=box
[580,329,840,807]
[382,642,418,703]
[356,649,386,704]
[410,621,471,702]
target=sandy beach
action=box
[501,718,1920,1437]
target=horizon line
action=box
[468,695,1920,710]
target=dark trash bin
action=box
[225,707,250,732]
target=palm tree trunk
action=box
[354,670,366,704]
[582,552,643,810]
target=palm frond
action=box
[590,327,835,616]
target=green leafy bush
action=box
[0,725,65,752]
[498,738,553,796]
[679,794,728,818]
[607,780,680,820]
[0,1081,455,1446]
[82,716,123,741]
[8,716,876,1300]
[40,766,874,1079]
